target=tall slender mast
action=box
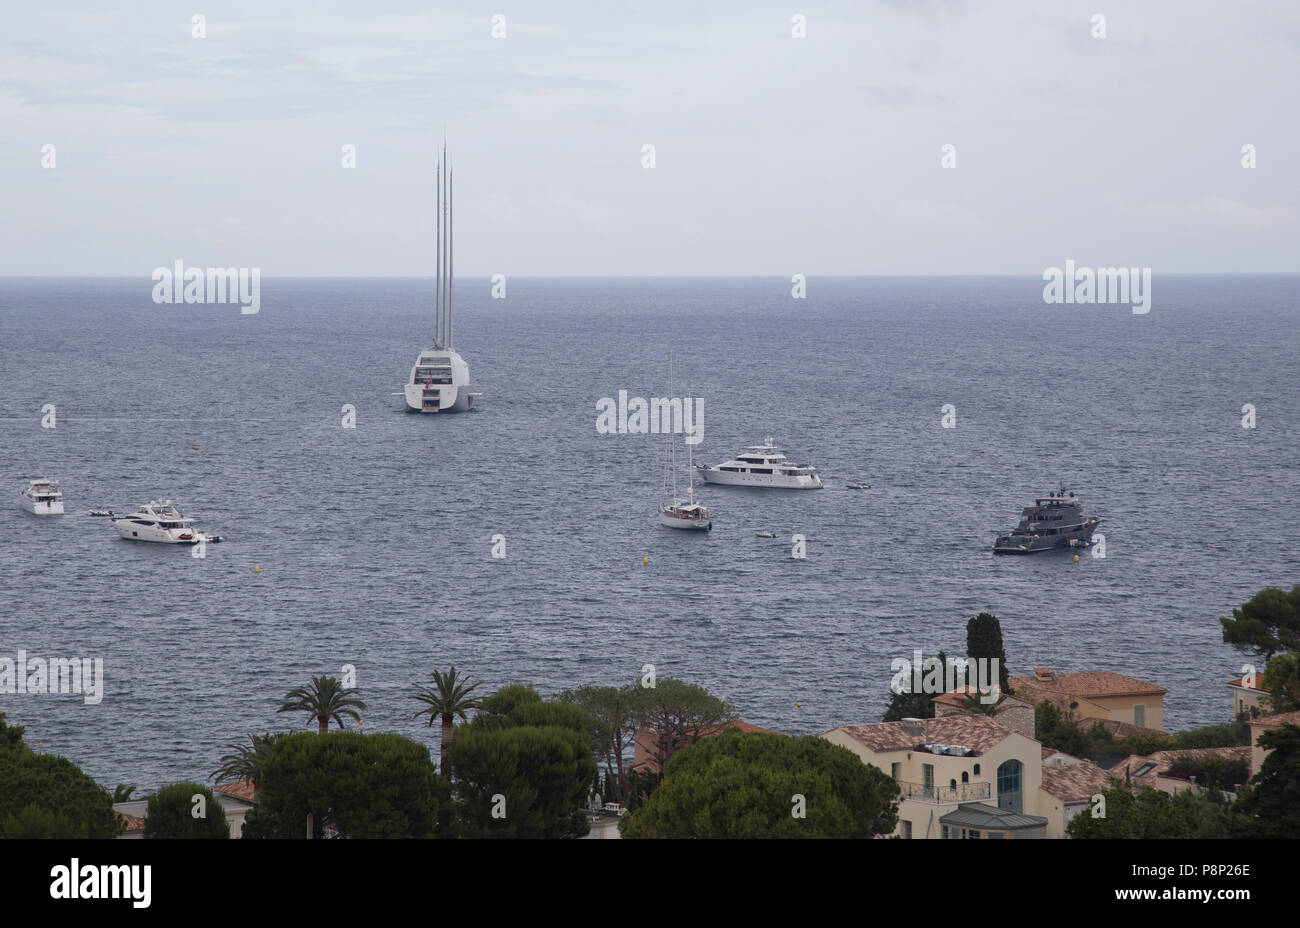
[669,350,678,504]
[435,156,442,348]
[448,161,454,352]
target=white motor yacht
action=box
[697,438,823,489]
[113,501,203,544]
[395,141,481,413]
[20,478,64,515]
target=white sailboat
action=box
[395,141,480,413]
[658,354,711,531]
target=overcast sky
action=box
[2,1,1296,275]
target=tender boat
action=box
[993,488,1101,554]
[113,501,205,544]
[89,509,114,517]
[697,439,823,489]
[658,353,712,531]
[20,479,64,515]
[394,141,481,414]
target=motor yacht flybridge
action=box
[20,478,64,515]
[113,501,215,544]
[992,488,1101,554]
[697,439,823,489]
[396,141,480,413]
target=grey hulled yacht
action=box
[993,488,1101,554]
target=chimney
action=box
[900,717,924,739]
[1033,667,1055,683]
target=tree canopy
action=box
[0,713,119,839]
[1234,723,1300,838]
[449,685,594,838]
[144,782,230,838]
[620,729,900,838]
[243,731,447,838]
[1220,585,1300,662]
[1066,785,1196,838]
[966,612,1012,693]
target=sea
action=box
[1,275,1297,790]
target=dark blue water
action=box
[1,276,1297,789]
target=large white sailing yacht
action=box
[658,354,712,531]
[397,141,479,413]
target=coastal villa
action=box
[820,715,1049,838]
[631,719,785,775]
[1228,673,1271,719]
[1009,668,1167,732]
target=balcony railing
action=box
[898,781,992,803]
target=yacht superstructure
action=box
[993,489,1101,554]
[397,142,479,413]
[697,439,823,489]
[20,479,64,515]
[114,501,202,544]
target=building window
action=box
[997,759,1023,813]
[963,828,981,839]
[922,763,934,799]
[891,762,900,781]
[941,825,950,839]
[973,764,980,776]
[961,772,969,783]
[1134,704,1145,727]
[902,820,912,839]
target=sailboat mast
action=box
[435,156,442,348]
[669,351,678,503]
[448,162,454,352]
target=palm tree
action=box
[411,667,482,775]
[278,675,366,734]
[112,784,136,802]
[210,732,285,798]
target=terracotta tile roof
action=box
[696,720,786,738]
[1228,674,1270,692]
[931,685,1032,709]
[1102,747,1251,788]
[829,715,1014,755]
[1250,709,1300,731]
[1010,669,1166,698]
[116,811,146,834]
[1040,761,1121,801]
[213,779,257,803]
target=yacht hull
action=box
[114,521,199,544]
[401,349,475,413]
[21,496,64,515]
[698,467,822,489]
[993,520,1099,554]
[659,512,712,531]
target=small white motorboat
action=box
[20,479,64,515]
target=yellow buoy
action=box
[1073,554,1080,562]
[643,557,648,564]
[796,702,802,708]
[253,565,261,573]
[193,442,198,450]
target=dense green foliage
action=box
[882,649,948,722]
[1036,702,1249,764]
[0,713,119,839]
[144,782,230,838]
[621,729,900,838]
[243,731,447,838]
[1163,756,1249,793]
[966,613,1012,693]
[1220,585,1300,661]
[1261,653,1300,714]
[449,685,594,837]
[1067,786,1196,838]
[1234,723,1300,838]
